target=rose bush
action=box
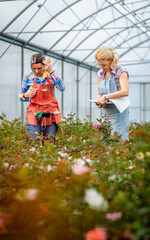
[0,113,150,240]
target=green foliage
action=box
[0,113,150,240]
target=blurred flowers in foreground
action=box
[94,123,102,129]
[85,228,107,240]
[106,212,122,221]
[71,164,90,175]
[15,188,39,201]
[84,188,108,211]
[0,113,150,240]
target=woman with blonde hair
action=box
[95,46,129,141]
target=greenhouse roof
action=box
[0,0,150,72]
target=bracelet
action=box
[50,71,54,75]
[23,93,27,99]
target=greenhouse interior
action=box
[0,0,150,123]
[0,1,150,240]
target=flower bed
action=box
[0,113,150,240]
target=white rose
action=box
[84,188,108,211]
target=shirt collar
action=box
[100,67,117,76]
[111,68,117,75]
[31,73,46,82]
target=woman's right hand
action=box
[24,88,37,98]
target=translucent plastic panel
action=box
[71,0,99,20]
[144,84,150,109]
[63,62,77,117]
[127,0,149,10]
[129,83,140,107]
[121,50,142,63]
[70,50,92,62]
[23,49,34,73]
[0,42,21,121]
[0,1,28,31]
[129,108,140,123]
[50,7,80,26]
[85,52,97,65]
[0,41,10,57]
[17,33,35,42]
[145,111,150,122]
[123,63,150,79]
[44,0,72,13]
[21,6,52,32]
[5,2,50,33]
[51,31,81,52]
[78,29,109,50]
[78,68,90,121]
[64,30,94,51]
[95,6,122,26]
[31,32,65,50]
[126,36,148,50]
[91,72,100,123]
[43,18,71,32]
[50,58,63,112]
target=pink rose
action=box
[71,164,90,175]
[106,212,122,221]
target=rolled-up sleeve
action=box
[19,75,30,102]
[51,72,65,91]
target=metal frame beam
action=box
[66,4,149,58]
[0,33,98,71]
[82,16,150,63]
[26,0,81,44]
[48,3,119,51]
[86,27,149,66]
[1,1,149,66]
[82,15,150,62]
[120,38,150,58]
[2,0,38,33]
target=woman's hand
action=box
[24,88,37,98]
[42,60,53,74]
[96,102,107,108]
[96,96,107,108]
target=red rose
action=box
[85,228,107,240]
[66,132,71,135]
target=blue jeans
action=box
[27,122,58,141]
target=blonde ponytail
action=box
[95,46,119,70]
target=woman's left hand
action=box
[96,102,107,108]
[42,60,53,73]
[96,96,106,108]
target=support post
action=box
[21,47,24,124]
[76,65,79,119]
[61,60,64,115]
[140,83,144,123]
[89,70,92,122]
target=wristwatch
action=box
[103,95,108,101]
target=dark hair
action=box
[30,53,45,66]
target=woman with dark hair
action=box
[19,53,65,142]
[95,46,129,141]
